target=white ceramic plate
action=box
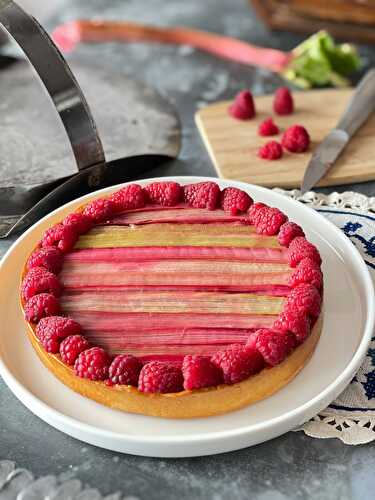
[0,177,374,458]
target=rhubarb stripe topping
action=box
[66,246,289,263]
[61,290,284,315]
[60,259,291,289]
[82,329,260,357]
[75,223,280,249]
[68,311,277,331]
[107,206,249,225]
[61,217,290,360]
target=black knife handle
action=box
[336,68,375,138]
[0,0,106,173]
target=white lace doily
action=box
[277,189,375,445]
[274,189,375,214]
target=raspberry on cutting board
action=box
[273,87,294,115]
[282,125,310,153]
[229,90,256,120]
[258,117,279,137]
[258,141,283,160]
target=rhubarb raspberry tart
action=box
[20,180,323,418]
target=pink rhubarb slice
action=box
[60,259,291,290]
[81,328,256,357]
[107,206,249,225]
[67,245,288,264]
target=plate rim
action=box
[1,176,374,452]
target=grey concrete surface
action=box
[1,1,375,499]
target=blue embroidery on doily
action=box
[316,208,375,411]
[342,221,375,263]
[363,347,375,400]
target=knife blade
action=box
[301,68,375,194]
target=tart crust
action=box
[24,314,322,418]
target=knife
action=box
[301,68,375,194]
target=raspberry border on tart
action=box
[20,181,323,418]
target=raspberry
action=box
[60,335,90,365]
[273,87,294,115]
[74,347,110,381]
[258,117,279,137]
[228,90,256,120]
[278,221,305,247]
[248,202,267,225]
[24,293,60,323]
[258,141,283,160]
[182,355,223,390]
[284,283,322,319]
[36,316,82,353]
[109,184,145,212]
[21,267,62,301]
[26,246,63,274]
[290,257,323,290]
[183,181,220,210]
[255,328,296,366]
[220,187,253,215]
[63,212,93,234]
[41,223,77,253]
[274,310,311,343]
[288,237,321,267]
[109,354,142,386]
[254,206,287,236]
[211,344,264,384]
[138,361,183,393]
[83,198,114,223]
[246,331,259,350]
[144,181,182,207]
[282,125,310,153]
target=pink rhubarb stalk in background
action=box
[52,23,360,88]
[52,20,291,72]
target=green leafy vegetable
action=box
[284,31,361,88]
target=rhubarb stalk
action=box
[52,20,290,72]
[52,22,360,87]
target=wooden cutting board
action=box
[195,88,375,188]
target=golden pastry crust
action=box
[24,313,322,418]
